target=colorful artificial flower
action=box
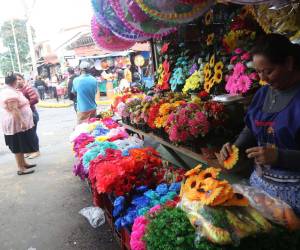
[209,54,215,68]
[182,70,204,93]
[259,79,268,86]
[223,145,239,169]
[157,60,171,91]
[206,33,215,46]
[214,61,224,71]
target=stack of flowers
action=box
[113,183,181,230]
[203,54,224,94]
[225,48,260,95]
[182,65,205,94]
[88,147,164,197]
[170,55,190,91]
[166,102,210,143]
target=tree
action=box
[0,19,35,75]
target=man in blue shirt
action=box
[72,61,97,124]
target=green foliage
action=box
[144,207,196,250]
[0,19,35,74]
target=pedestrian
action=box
[72,61,97,124]
[16,73,40,159]
[34,76,46,100]
[67,67,78,112]
[0,73,37,175]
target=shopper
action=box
[219,34,300,215]
[16,73,40,159]
[0,73,37,175]
[34,76,46,100]
[72,61,97,124]
[67,67,78,112]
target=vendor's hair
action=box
[15,73,24,79]
[251,33,300,68]
[5,72,17,85]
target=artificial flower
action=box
[223,145,239,169]
[259,79,268,86]
[241,52,251,61]
[213,70,223,84]
[206,33,215,46]
[209,54,215,68]
[204,81,212,93]
[204,69,212,82]
[214,61,224,71]
[204,63,210,72]
[204,9,213,25]
[182,70,204,93]
[160,42,170,54]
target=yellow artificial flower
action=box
[204,9,213,25]
[154,116,165,128]
[210,54,215,68]
[207,33,215,46]
[204,63,210,72]
[223,145,239,169]
[214,61,224,71]
[182,70,203,93]
[204,81,212,93]
[204,69,212,82]
[96,136,109,142]
[213,70,223,84]
[259,79,268,86]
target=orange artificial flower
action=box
[223,145,239,169]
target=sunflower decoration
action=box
[181,165,249,207]
[213,70,223,84]
[206,33,215,46]
[204,69,212,82]
[223,145,239,170]
[204,9,213,26]
[204,63,210,72]
[259,79,268,86]
[204,81,212,93]
[209,54,215,68]
[214,61,224,71]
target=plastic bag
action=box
[233,184,300,230]
[178,195,272,246]
[79,206,105,228]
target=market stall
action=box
[70,0,300,249]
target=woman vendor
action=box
[220,34,300,215]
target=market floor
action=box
[0,107,119,250]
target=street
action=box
[0,107,119,250]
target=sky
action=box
[0,0,92,41]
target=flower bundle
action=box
[112,93,133,113]
[113,183,181,230]
[90,147,164,196]
[225,48,259,95]
[170,56,190,91]
[72,133,95,158]
[147,100,165,129]
[166,103,210,143]
[203,55,224,93]
[154,100,185,129]
[156,60,171,91]
[203,101,226,127]
[182,68,205,94]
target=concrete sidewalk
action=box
[0,107,118,250]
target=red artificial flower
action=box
[198,90,209,99]
[160,42,170,54]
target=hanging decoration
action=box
[94,0,147,41]
[109,0,177,38]
[135,0,215,24]
[91,16,135,52]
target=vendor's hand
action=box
[219,142,232,162]
[246,146,278,165]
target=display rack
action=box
[121,123,220,168]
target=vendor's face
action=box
[253,54,291,90]
[16,75,25,88]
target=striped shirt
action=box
[20,85,39,111]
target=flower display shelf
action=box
[121,123,220,168]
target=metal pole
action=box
[10,19,22,73]
[8,46,16,72]
[22,0,38,77]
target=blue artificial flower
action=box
[113,196,125,218]
[114,217,122,230]
[155,184,169,196]
[132,196,150,207]
[169,182,181,193]
[137,207,150,216]
[135,186,148,193]
[144,190,159,200]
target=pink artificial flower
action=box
[190,126,199,137]
[225,75,238,94]
[233,63,246,76]
[149,204,162,214]
[169,125,179,142]
[230,55,239,64]
[179,130,189,142]
[237,74,252,93]
[188,119,198,128]
[234,48,243,54]
[130,216,149,250]
[178,114,188,127]
[249,72,259,80]
[241,52,251,61]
